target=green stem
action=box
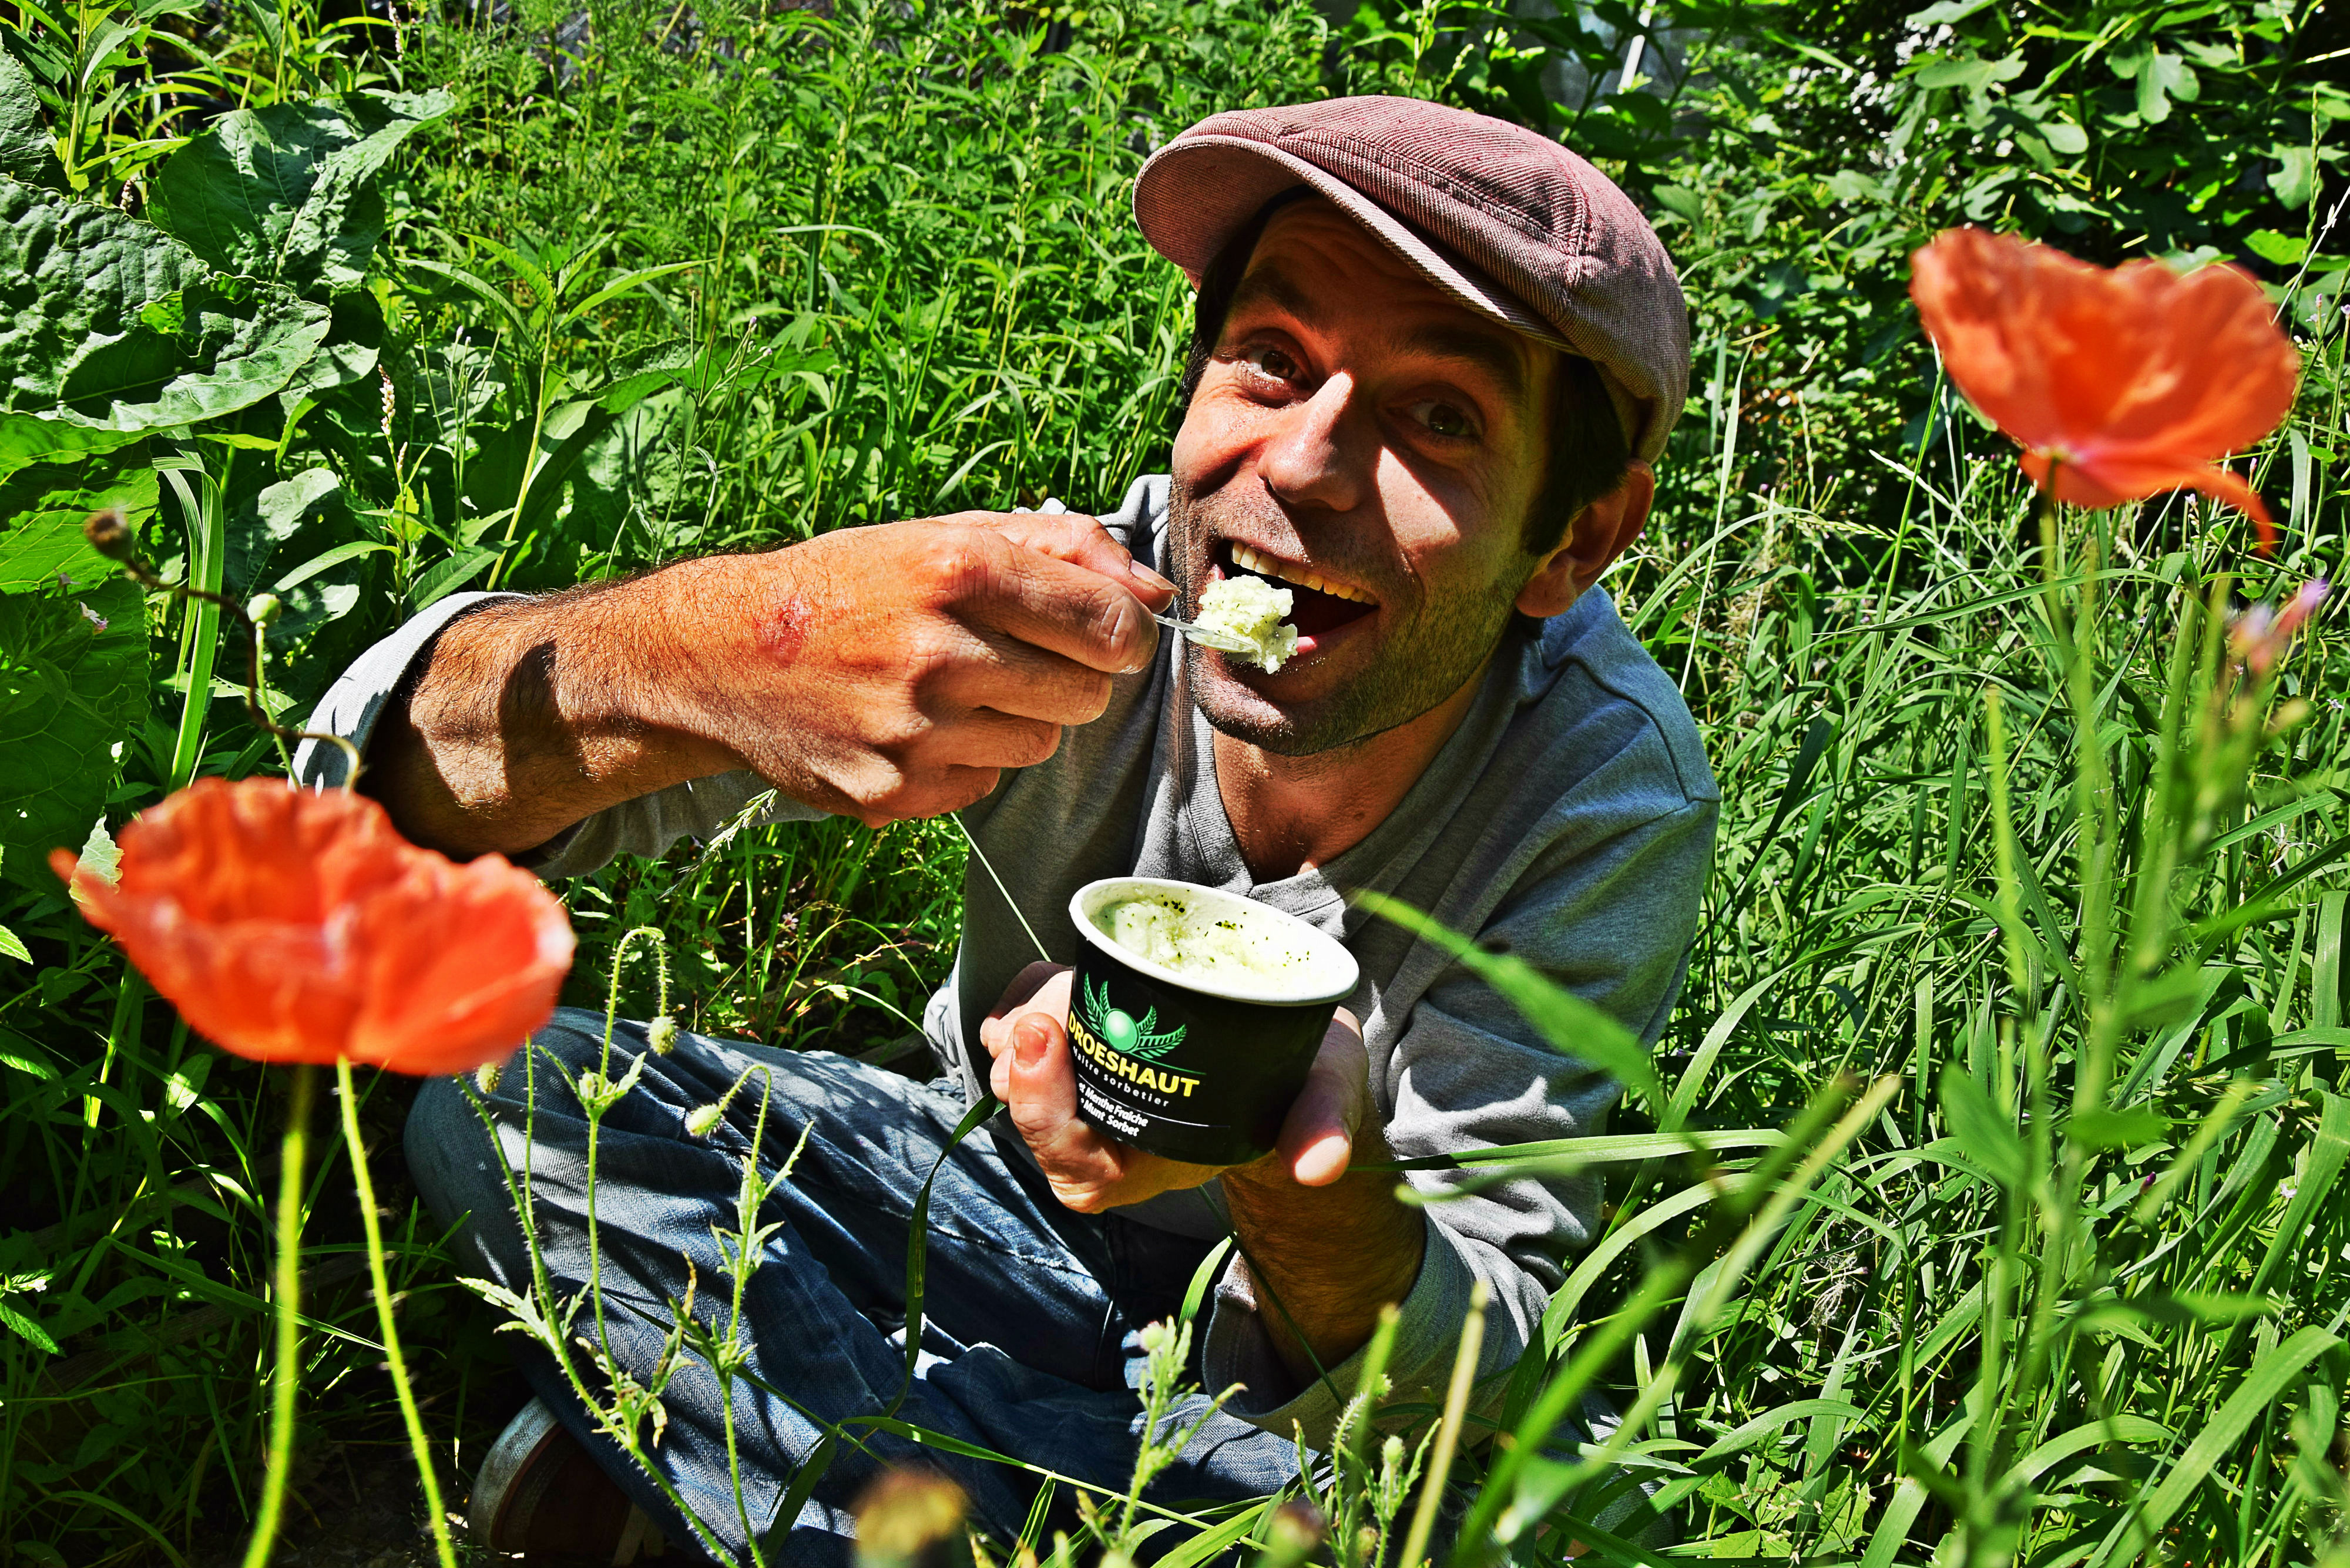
[488,343,555,589]
[1398,1280,1488,1568]
[337,1058,460,1568]
[169,449,229,790]
[240,1063,316,1568]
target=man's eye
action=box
[1409,399,1476,439]
[1240,345,1299,382]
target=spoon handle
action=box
[1150,611,1255,655]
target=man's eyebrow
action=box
[1394,323,1530,404]
[1224,265,1324,334]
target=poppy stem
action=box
[337,1057,461,1568]
[240,1063,316,1568]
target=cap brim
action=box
[1137,136,1567,350]
[1134,136,1647,452]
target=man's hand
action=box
[367,512,1176,855]
[977,963,1371,1211]
[981,962,1424,1382]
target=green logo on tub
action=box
[1073,976,1200,1097]
[1079,975,1186,1060]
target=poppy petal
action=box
[1913,228,2299,532]
[53,778,573,1074]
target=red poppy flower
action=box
[1909,227,2301,545]
[52,778,573,1074]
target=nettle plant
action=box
[0,76,789,888]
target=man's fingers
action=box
[985,511,1178,607]
[964,536,1162,676]
[929,709,1067,773]
[929,633,1116,726]
[983,966,1074,1060]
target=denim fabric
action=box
[406,1008,1302,1565]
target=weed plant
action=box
[1,0,2346,1562]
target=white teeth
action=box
[1224,542,1374,605]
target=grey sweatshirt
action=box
[296,474,1718,1445]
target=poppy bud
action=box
[648,1015,680,1055]
[475,1061,504,1095]
[83,509,133,560]
[685,1103,723,1137]
[247,593,283,628]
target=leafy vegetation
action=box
[1,0,2345,1562]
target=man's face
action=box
[1169,197,1559,757]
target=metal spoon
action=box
[1150,611,1258,656]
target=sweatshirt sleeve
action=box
[291,592,818,878]
[1198,793,1718,1446]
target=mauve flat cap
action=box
[1133,96,1690,463]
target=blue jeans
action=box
[406,1009,1301,1564]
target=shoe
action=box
[472,1396,671,1564]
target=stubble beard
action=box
[1167,474,1522,758]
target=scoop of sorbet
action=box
[1194,574,1300,673]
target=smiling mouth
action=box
[1214,541,1380,640]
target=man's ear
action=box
[1514,461,1655,620]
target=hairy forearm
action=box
[364,572,742,857]
[1221,1140,1427,1388]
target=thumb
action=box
[1280,1018,1369,1188]
[1003,1012,1081,1136]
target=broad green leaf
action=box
[228,463,340,591]
[2041,120,2087,156]
[0,178,330,472]
[72,814,121,885]
[2117,48,2197,123]
[0,1023,53,1075]
[408,543,500,611]
[0,579,145,892]
[274,538,392,592]
[2269,145,2318,212]
[0,454,159,591]
[1650,183,1703,221]
[2246,229,2309,266]
[146,89,454,296]
[1913,51,2024,99]
[0,1296,58,1355]
[0,47,59,187]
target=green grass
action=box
[2,0,2348,1562]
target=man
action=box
[301,96,1715,1563]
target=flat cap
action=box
[1134,96,1688,463]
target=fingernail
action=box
[1129,560,1176,594]
[1015,1017,1050,1068]
[1110,599,1153,674]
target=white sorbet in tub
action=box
[1099,892,1309,988]
[1194,573,1300,673]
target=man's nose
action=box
[1258,374,1371,515]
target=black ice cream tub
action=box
[1065,877,1360,1167]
